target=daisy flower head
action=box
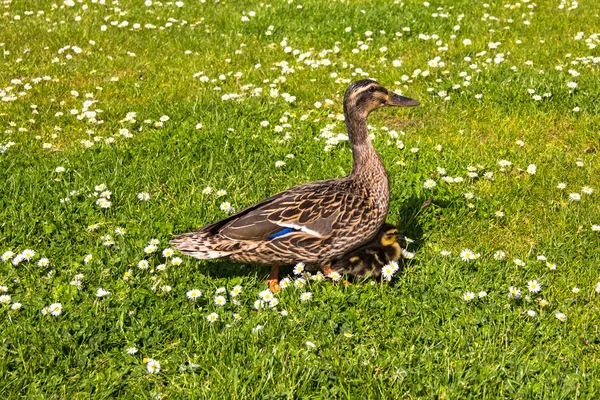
[513,259,526,267]
[144,244,157,254]
[294,277,307,288]
[508,286,521,299]
[38,258,50,267]
[495,211,505,218]
[0,295,11,304]
[171,257,183,266]
[423,179,436,189]
[279,277,291,289]
[202,187,213,195]
[187,289,202,300]
[595,282,600,293]
[146,359,160,374]
[12,254,24,266]
[126,347,138,355]
[96,288,110,297]
[311,271,325,281]
[440,250,451,257]
[230,285,242,297]
[478,291,487,298]
[555,312,567,322]
[593,225,600,232]
[546,262,557,270]
[138,260,149,269]
[114,227,126,235]
[557,182,567,190]
[526,310,537,317]
[214,295,227,306]
[48,303,62,316]
[259,289,274,302]
[269,297,280,307]
[161,285,172,293]
[569,193,581,201]
[300,292,312,301]
[498,159,512,168]
[1,251,14,261]
[539,299,549,307]
[293,262,305,275]
[462,292,475,302]
[527,280,541,293]
[215,287,226,294]
[582,186,593,195]
[137,192,150,201]
[381,263,396,281]
[21,249,35,261]
[526,164,537,175]
[460,249,478,262]
[207,312,218,323]
[216,189,227,197]
[327,271,341,282]
[254,300,265,310]
[10,302,22,310]
[162,248,174,258]
[220,202,234,213]
[305,341,316,348]
[571,287,580,294]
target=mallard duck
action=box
[327,223,403,279]
[171,79,419,292]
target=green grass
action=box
[1,0,600,398]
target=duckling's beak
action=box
[387,92,420,107]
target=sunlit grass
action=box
[1,0,600,398]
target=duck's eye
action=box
[368,86,378,92]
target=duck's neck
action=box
[346,111,386,180]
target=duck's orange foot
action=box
[323,267,334,277]
[266,279,281,293]
[342,280,352,287]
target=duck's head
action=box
[378,223,401,247]
[344,79,419,118]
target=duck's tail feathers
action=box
[170,232,241,260]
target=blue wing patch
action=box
[268,227,296,239]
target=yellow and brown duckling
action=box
[171,80,419,292]
[326,223,404,279]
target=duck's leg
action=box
[265,265,281,293]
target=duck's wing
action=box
[193,183,369,243]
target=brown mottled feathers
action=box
[171,178,385,266]
[329,223,403,278]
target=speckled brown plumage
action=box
[329,223,403,278]
[171,80,419,274]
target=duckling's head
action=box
[378,224,401,247]
[344,79,419,118]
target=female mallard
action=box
[172,80,419,291]
[328,223,404,279]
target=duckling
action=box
[327,223,403,279]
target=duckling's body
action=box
[171,80,419,291]
[330,223,403,278]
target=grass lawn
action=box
[1,0,600,398]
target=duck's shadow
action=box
[389,195,436,254]
[192,195,438,281]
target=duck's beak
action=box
[387,92,420,107]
